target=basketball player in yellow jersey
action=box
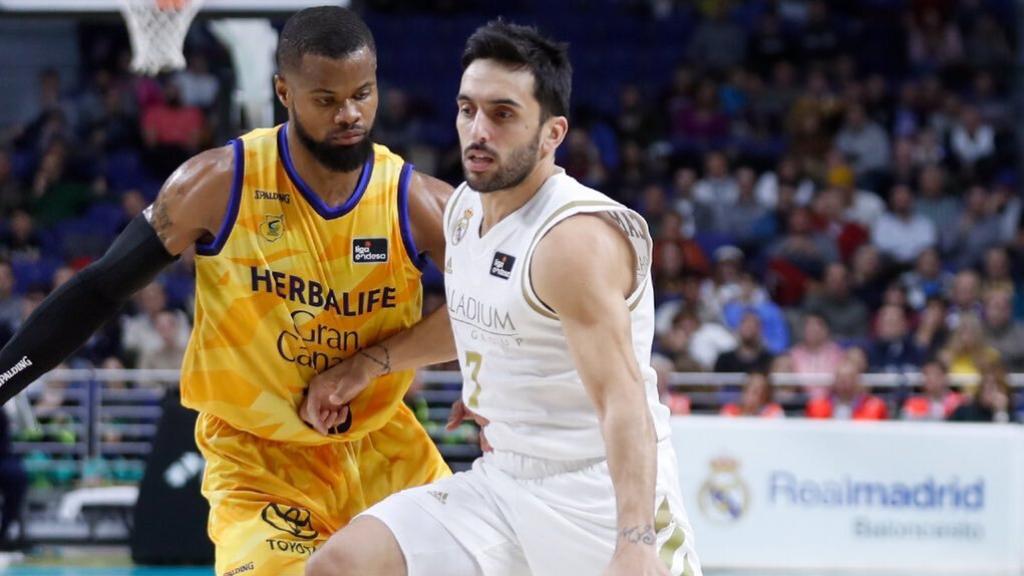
[0,6,452,576]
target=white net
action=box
[119,0,203,76]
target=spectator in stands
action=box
[0,149,24,217]
[722,271,788,354]
[790,313,846,376]
[901,360,962,421]
[14,68,78,152]
[949,185,1003,269]
[949,105,996,179]
[699,245,748,320]
[137,310,188,374]
[656,272,719,342]
[835,102,890,181]
[902,247,952,310]
[615,84,657,145]
[173,53,220,111]
[981,245,1016,296]
[947,270,984,328]
[747,11,793,71]
[868,304,924,373]
[828,161,884,230]
[0,408,27,549]
[850,244,888,312]
[711,167,768,246]
[964,13,1014,71]
[915,165,960,253]
[915,296,951,356]
[715,311,774,373]
[871,184,937,265]
[809,187,868,264]
[653,354,690,416]
[806,358,888,420]
[755,155,815,210]
[638,184,669,235]
[720,370,784,418]
[0,209,43,263]
[658,309,735,371]
[29,141,93,227]
[121,282,190,367]
[907,8,963,73]
[562,129,606,191]
[940,312,1001,376]
[693,151,738,209]
[686,3,746,71]
[141,82,206,178]
[769,206,838,278]
[374,88,422,158]
[0,261,22,333]
[803,262,869,340]
[949,363,1014,423]
[799,1,844,63]
[667,167,706,239]
[117,189,148,233]
[981,288,1024,372]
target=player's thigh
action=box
[356,403,451,507]
[305,515,406,576]
[359,469,527,576]
[209,494,328,576]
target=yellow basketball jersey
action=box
[180,124,426,445]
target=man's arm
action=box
[408,170,451,267]
[0,146,233,405]
[300,170,458,433]
[532,214,667,576]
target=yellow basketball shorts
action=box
[196,403,451,576]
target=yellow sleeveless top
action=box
[180,124,426,445]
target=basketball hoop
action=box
[119,0,203,76]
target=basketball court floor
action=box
[0,549,994,576]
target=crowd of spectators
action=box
[0,0,1022,435]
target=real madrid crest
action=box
[698,456,750,523]
[260,214,285,243]
[452,208,473,246]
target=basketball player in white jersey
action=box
[302,21,701,576]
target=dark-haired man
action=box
[0,6,452,574]
[305,21,701,576]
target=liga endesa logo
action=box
[698,456,751,524]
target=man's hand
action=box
[300,347,386,435]
[446,399,491,452]
[604,527,669,576]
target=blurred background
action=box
[0,0,1022,574]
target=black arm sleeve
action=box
[0,215,177,405]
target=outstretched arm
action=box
[0,147,234,405]
[532,214,668,576]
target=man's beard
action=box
[464,129,541,193]
[293,110,372,173]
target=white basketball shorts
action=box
[359,439,701,576]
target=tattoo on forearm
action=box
[358,344,391,376]
[620,525,657,546]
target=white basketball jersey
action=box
[443,168,671,460]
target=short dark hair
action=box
[461,20,572,120]
[276,6,376,73]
